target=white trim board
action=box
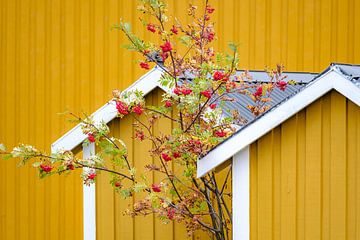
[51,67,165,152]
[197,69,360,177]
[83,143,96,240]
[232,146,250,240]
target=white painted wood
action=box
[233,146,250,240]
[51,67,165,152]
[197,70,360,177]
[83,143,96,240]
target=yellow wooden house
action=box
[1,0,360,240]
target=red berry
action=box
[181,88,192,95]
[161,153,172,162]
[277,81,287,91]
[214,130,227,138]
[172,152,181,158]
[147,23,156,33]
[213,71,225,81]
[160,52,169,61]
[132,105,143,115]
[151,184,161,192]
[164,100,172,108]
[206,5,215,14]
[170,25,178,34]
[88,173,96,180]
[88,133,95,143]
[116,101,129,115]
[167,208,175,220]
[253,86,263,97]
[173,87,182,95]
[200,90,212,98]
[209,103,217,109]
[115,182,122,188]
[206,32,215,42]
[40,164,53,173]
[160,41,172,52]
[140,62,150,70]
[67,164,75,170]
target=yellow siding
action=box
[250,91,360,239]
[0,0,359,239]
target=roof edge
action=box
[197,67,360,177]
[51,67,164,152]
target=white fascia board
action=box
[83,143,96,240]
[197,70,359,177]
[51,67,164,153]
[232,146,250,240]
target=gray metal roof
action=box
[221,70,316,124]
[179,69,317,125]
[333,63,360,87]
[204,63,360,158]
[222,85,304,122]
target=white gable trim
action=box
[197,69,360,177]
[51,67,165,152]
[232,146,250,240]
[83,143,96,240]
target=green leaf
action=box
[133,182,147,192]
[228,42,238,52]
[2,154,13,160]
[129,167,136,176]
[179,35,191,46]
[119,189,132,199]
[199,201,207,211]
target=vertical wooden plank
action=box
[16,0,30,239]
[96,158,115,239]
[4,0,17,239]
[44,0,59,238]
[296,110,306,239]
[250,143,258,240]
[303,0,314,72]
[79,0,91,112]
[330,0,338,61]
[329,91,347,239]
[237,0,250,68]
[257,132,273,239]
[280,0,288,68]
[319,0,331,70]
[321,92,331,240]
[336,0,348,62]
[108,0,119,88]
[114,116,134,240]
[280,116,297,239]
[254,0,266,69]
[34,0,46,238]
[93,0,105,105]
[354,0,360,63]
[269,0,281,65]
[305,99,322,239]
[347,101,358,239]
[286,0,299,70]
[271,127,281,240]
